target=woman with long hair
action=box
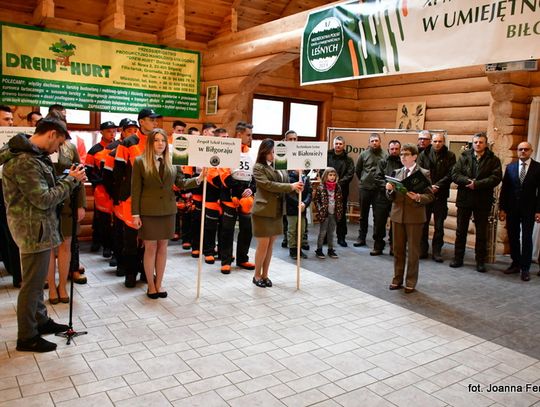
[251,139,303,287]
[131,128,204,298]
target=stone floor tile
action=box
[234,353,286,378]
[367,351,418,375]
[171,390,229,407]
[385,385,446,407]
[287,373,329,393]
[88,354,140,380]
[0,387,20,403]
[184,375,231,395]
[268,383,296,399]
[106,386,136,402]
[137,353,190,379]
[366,381,395,396]
[235,374,281,394]
[432,383,495,407]
[0,355,38,380]
[281,388,328,407]
[229,389,285,407]
[448,348,500,371]
[334,387,394,407]
[215,384,244,400]
[38,354,90,380]
[0,393,54,407]
[413,379,441,395]
[20,376,73,397]
[56,392,114,407]
[317,382,346,398]
[334,372,377,392]
[324,351,376,376]
[15,372,43,386]
[115,391,172,406]
[187,354,238,379]
[130,376,180,396]
[162,385,190,402]
[123,371,149,385]
[50,387,80,403]
[279,353,331,377]
[382,370,423,391]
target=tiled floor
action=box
[0,244,539,406]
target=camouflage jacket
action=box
[0,133,80,253]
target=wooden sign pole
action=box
[196,176,207,299]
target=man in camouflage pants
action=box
[0,118,87,352]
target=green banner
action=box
[302,0,540,85]
[1,23,200,117]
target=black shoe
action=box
[90,243,100,252]
[252,277,266,288]
[116,267,126,277]
[109,256,117,267]
[521,271,530,281]
[13,280,21,289]
[315,249,325,259]
[300,250,308,259]
[263,278,272,287]
[503,265,520,274]
[125,274,136,288]
[301,244,310,251]
[158,291,168,298]
[146,291,159,299]
[16,335,57,353]
[337,239,348,247]
[327,249,338,259]
[476,263,487,273]
[449,260,463,268]
[289,249,297,260]
[432,254,443,263]
[370,249,383,256]
[353,239,366,247]
[388,284,402,290]
[281,240,288,248]
[404,287,416,294]
[103,248,112,258]
[38,319,69,335]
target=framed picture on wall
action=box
[449,141,471,157]
[206,85,218,115]
[395,102,426,130]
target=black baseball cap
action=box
[138,108,162,120]
[100,121,117,130]
[122,119,138,130]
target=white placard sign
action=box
[0,126,35,147]
[172,135,241,168]
[276,141,328,170]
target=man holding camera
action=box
[0,118,87,352]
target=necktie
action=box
[405,168,410,178]
[519,162,526,184]
[158,157,164,180]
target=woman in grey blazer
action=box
[251,139,303,287]
[131,128,203,298]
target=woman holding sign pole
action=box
[131,129,204,298]
[251,139,303,287]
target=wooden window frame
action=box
[251,94,322,141]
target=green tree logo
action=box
[49,39,76,67]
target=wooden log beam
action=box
[32,0,55,26]
[100,0,125,37]
[159,0,186,46]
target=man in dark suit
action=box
[499,142,540,281]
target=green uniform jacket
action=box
[252,163,291,218]
[355,147,388,191]
[0,134,80,253]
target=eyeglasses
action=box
[400,152,412,156]
[518,148,531,151]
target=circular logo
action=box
[209,156,220,167]
[307,16,344,72]
[174,136,188,152]
[275,142,287,158]
[304,159,312,169]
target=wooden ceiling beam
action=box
[100,0,125,37]
[159,0,186,46]
[32,0,55,26]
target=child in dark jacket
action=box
[285,170,312,259]
[314,167,344,258]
